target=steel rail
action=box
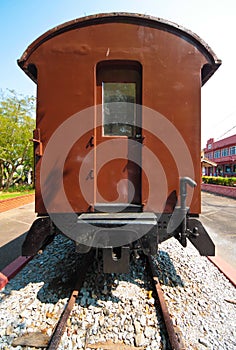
[147,255,186,350]
[47,251,94,350]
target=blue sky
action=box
[0,0,235,147]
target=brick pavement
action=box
[0,194,34,213]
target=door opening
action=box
[95,61,142,208]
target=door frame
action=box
[95,60,143,206]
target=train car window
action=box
[102,81,136,136]
[97,61,142,138]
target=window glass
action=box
[214,150,220,158]
[103,82,136,136]
[230,146,236,155]
[208,152,213,159]
[221,148,229,157]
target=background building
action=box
[203,134,236,176]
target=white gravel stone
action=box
[152,238,236,350]
[0,235,235,349]
[135,332,145,346]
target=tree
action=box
[0,89,35,189]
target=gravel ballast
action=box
[0,234,235,349]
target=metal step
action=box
[75,212,158,249]
[78,212,157,226]
[94,203,142,213]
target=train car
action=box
[18,13,221,272]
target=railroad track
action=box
[1,235,185,349]
[1,235,235,349]
[47,251,94,350]
[147,255,185,350]
[45,252,185,350]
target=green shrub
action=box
[2,184,34,193]
[202,176,236,187]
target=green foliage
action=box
[0,187,34,200]
[1,184,34,193]
[0,89,35,189]
[202,176,236,187]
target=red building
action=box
[203,134,236,176]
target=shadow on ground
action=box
[1,235,184,307]
[0,232,27,270]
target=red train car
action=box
[18,13,221,272]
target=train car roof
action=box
[18,12,221,85]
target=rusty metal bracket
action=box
[31,128,43,156]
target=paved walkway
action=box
[0,202,36,270]
[200,191,236,270]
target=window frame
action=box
[96,60,142,138]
